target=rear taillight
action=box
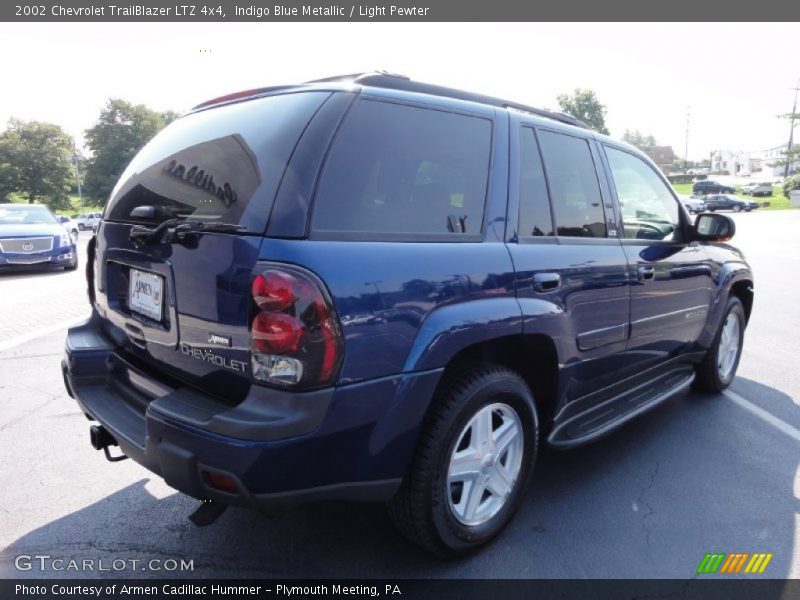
[249,265,343,388]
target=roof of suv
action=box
[191,71,590,131]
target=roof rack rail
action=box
[306,72,589,129]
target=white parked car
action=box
[56,215,80,240]
[74,212,102,231]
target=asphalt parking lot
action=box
[0,213,798,579]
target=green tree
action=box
[769,109,800,176]
[0,119,74,210]
[556,89,609,135]
[783,174,800,197]
[622,129,657,149]
[83,99,177,203]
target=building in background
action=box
[710,144,798,179]
[641,146,675,174]
[711,150,751,175]
[753,144,798,177]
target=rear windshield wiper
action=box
[130,218,245,246]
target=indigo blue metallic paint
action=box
[63,80,754,508]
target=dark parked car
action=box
[62,73,753,556]
[692,180,736,195]
[705,194,759,212]
[0,204,78,271]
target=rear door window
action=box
[311,99,492,240]
[104,91,331,233]
[518,127,554,237]
[537,130,607,238]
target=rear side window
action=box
[311,100,492,240]
[538,130,606,238]
[105,91,331,233]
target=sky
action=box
[0,22,797,160]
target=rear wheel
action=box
[733,205,742,212]
[387,363,538,557]
[694,297,745,393]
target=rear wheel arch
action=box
[429,334,559,432]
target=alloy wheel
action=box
[717,313,741,381]
[446,402,524,527]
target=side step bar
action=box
[548,368,695,448]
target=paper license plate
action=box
[128,268,164,321]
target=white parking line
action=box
[0,316,88,353]
[723,389,800,443]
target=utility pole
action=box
[785,81,799,179]
[684,106,691,175]
[72,153,83,210]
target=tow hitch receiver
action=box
[189,500,228,527]
[89,425,128,462]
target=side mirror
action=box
[693,213,735,242]
[57,216,68,223]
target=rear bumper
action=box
[62,315,442,511]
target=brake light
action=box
[249,265,343,388]
[251,313,304,354]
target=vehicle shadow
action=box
[0,269,70,280]
[0,384,796,579]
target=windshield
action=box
[0,205,58,225]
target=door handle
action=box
[637,266,655,283]
[532,272,561,293]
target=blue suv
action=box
[62,73,753,556]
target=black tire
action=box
[694,297,745,393]
[732,205,742,212]
[387,363,538,557]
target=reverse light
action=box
[249,265,343,388]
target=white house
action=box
[710,144,798,179]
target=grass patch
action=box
[670,183,796,210]
[4,193,104,215]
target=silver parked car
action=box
[74,212,102,231]
[740,182,773,197]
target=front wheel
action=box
[694,297,745,393]
[387,363,538,557]
[732,205,742,212]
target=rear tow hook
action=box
[89,425,128,462]
[189,501,228,527]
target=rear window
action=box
[105,91,331,233]
[310,99,492,240]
